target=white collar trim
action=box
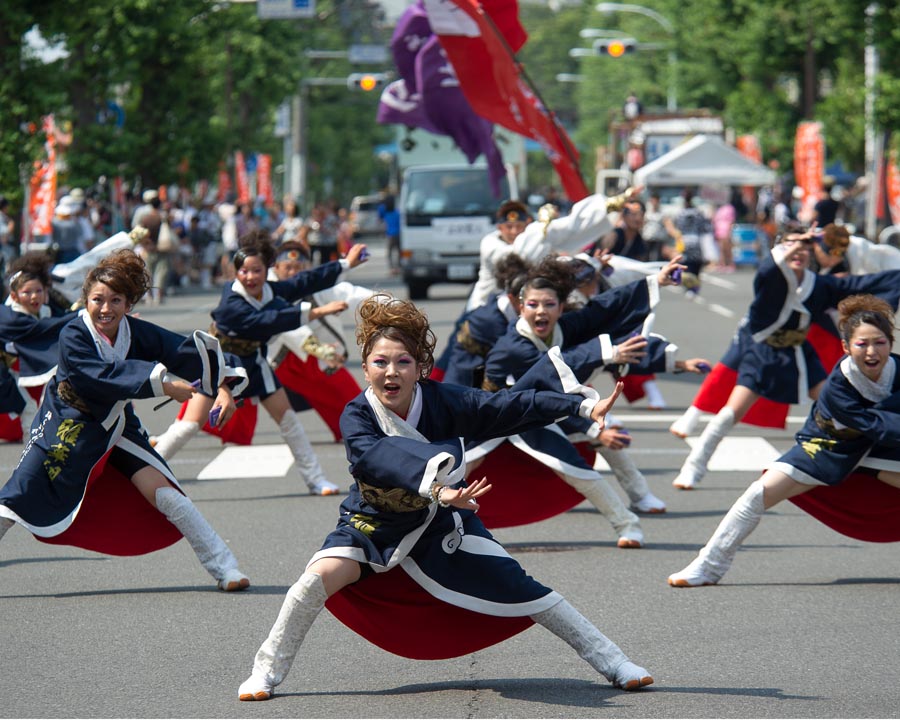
[840,354,896,403]
[515,315,563,354]
[231,279,273,309]
[80,308,131,364]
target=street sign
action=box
[348,44,388,64]
[274,102,290,138]
[258,0,315,20]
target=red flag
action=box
[234,151,250,204]
[425,0,588,201]
[257,154,273,205]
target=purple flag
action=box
[377,0,506,196]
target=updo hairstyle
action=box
[519,254,576,304]
[234,230,277,270]
[8,252,54,293]
[494,253,531,297]
[837,294,895,345]
[81,249,151,307]
[356,293,436,380]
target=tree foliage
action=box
[0,0,391,209]
[3,0,900,211]
[517,0,900,182]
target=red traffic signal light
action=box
[595,39,636,57]
[347,73,387,91]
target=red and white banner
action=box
[794,122,824,222]
[234,151,250,204]
[257,154,273,205]
[217,164,232,203]
[736,134,762,204]
[736,134,762,164]
[27,115,58,239]
[113,176,125,216]
[424,0,589,201]
[885,149,900,226]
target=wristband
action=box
[437,485,451,508]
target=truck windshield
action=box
[403,169,510,226]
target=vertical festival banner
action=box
[794,122,824,222]
[113,176,125,222]
[28,115,58,239]
[257,154,273,205]
[885,148,900,226]
[217,163,232,203]
[736,134,762,204]
[736,134,762,164]
[234,151,250,204]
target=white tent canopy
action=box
[633,134,776,187]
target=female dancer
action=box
[151,233,367,495]
[0,249,251,590]
[668,223,900,441]
[442,252,531,388]
[0,253,79,440]
[472,255,707,539]
[668,294,900,587]
[237,295,652,701]
[266,241,374,442]
[670,227,900,490]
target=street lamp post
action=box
[595,2,677,111]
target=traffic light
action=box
[347,73,388,91]
[594,38,636,58]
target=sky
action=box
[379,0,410,23]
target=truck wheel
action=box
[407,281,429,300]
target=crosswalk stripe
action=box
[197,443,294,480]
[609,413,806,424]
[687,436,781,471]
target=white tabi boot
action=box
[155,486,249,591]
[532,599,653,690]
[669,405,702,439]
[279,411,339,496]
[150,419,199,460]
[0,516,15,543]
[239,572,327,701]
[595,447,666,514]
[563,472,644,548]
[642,379,666,410]
[668,479,765,587]
[672,407,735,490]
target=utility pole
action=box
[864,3,879,241]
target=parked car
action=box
[349,194,385,238]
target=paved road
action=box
[2,241,898,718]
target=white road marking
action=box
[687,436,781,471]
[197,443,295,479]
[609,413,806,425]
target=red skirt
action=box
[180,397,259,446]
[691,323,844,430]
[468,441,594,528]
[275,353,361,442]
[0,413,23,442]
[789,472,900,543]
[326,565,534,659]
[37,449,183,556]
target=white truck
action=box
[397,127,524,300]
